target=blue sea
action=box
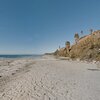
[0,55,43,59]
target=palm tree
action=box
[81,30,83,37]
[59,46,60,50]
[74,33,79,44]
[90,29,93,34]
[65,41,70,54]
[65,41,70,49]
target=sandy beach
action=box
[0,56,100,100]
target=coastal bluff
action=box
[54,30,100,61]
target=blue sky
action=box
[0,0,100,54]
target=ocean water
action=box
[0,55,43,59]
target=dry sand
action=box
[0,56,100,100]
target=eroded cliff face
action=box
[54,30,100,61]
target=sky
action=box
[0,0,100,54]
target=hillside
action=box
[54,30,100,61]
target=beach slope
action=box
[0,56,100,100]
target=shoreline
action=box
[0,55,100,100]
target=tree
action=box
[65,41,70,48]
[59,46,60,50]
[81,30,83,36]
[65,41,70,54]
[90,29,93,34]
[74,33,79,44]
